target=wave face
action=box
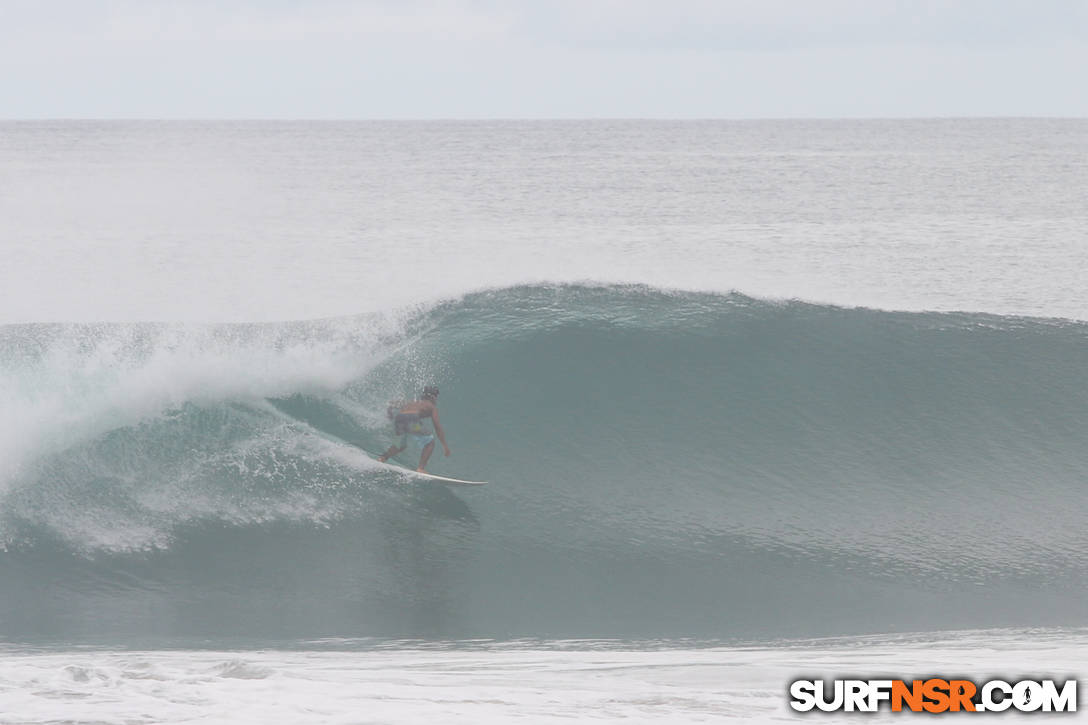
[1,285,1087,642]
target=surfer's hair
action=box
[422,385,439,401]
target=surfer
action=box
[378,385,451,472]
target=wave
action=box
[1,284,1086,640]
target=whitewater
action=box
[1,120,1087,723]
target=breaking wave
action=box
[1,285,1086,641]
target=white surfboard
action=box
[264,402,486,486]
[380,463,487,487]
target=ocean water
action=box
[1,120,1087,722]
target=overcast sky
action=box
[2,0,1086,118]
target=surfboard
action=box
[387,466,487,486]
[263,402,486,486]
[360,447,487,486]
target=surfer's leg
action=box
[378,440,405,462]
[417,440,435,472]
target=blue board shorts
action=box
[394,413,435,449]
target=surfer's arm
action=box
[432,410,451,456]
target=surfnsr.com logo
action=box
[789,678,1077,713]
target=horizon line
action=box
[2,114,1085,122]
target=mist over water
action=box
[2,119,1087,323]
